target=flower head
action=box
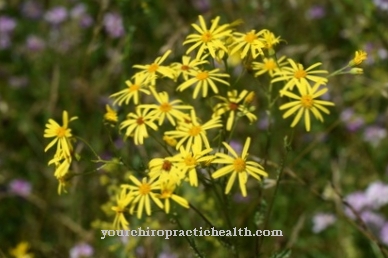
[349,50,367,66]
[252,56,287,77]
[157,180,189,213]
[110,73,150,106]
[212,137,268,196]
[230,30,265,59]
[279,82,335,131]
[111,188,133,229]
[171,55,208,81]
[9,242,34,258]
[104,105,118,123]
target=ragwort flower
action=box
[171,55,208,81]
[279,81,335,131]
[157,180,189,214]
[110,73,150,106]
[111,188,133,229]
[252,56,287,77]
[212,137,268,197]
[349,50,367,66]
[230,30,265,59]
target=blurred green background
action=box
[1,0,388,257]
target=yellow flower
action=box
[110,73,150,106]
[168,142,214,187]
[165,109,222,150]
[157,180,189,213]
[260,30,281,50]
[279,81,335,131]
[213,90,257,131]
[44,110,77,158]
[133,50,175,85]
[148,158,183,184]
[163,135,177,147]
[183,15,232,59]
[252,56,287,77]
[177,68,230,99]
[230,30,265,59]
[171,55,208,81]
[104,104,118,123]
[349,50,367,66]
[350,67,363,74]
[123,176,163,219]
[9,241,34,258]
[212,137,268,197]
[120,108,158,145]
[111,188,133,229]
[138,88,192,126]
[272,58,328,91]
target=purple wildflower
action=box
[0,34,11,49]
[20,0,43,19]
[8,76,29,89]
[344,191,370,218]
[69,243,94,258]
[340,108,364,132]
[306,5,326,20]
[363,125,387,147]
[103,12,125,38]
[0,16,16,34]
[380,223,388,245]
[8,179,32,197]
[190,0,210,13]
[365,181,388,209]
[26,35,46,51]
[44,6,68,25]
[374,0,388,10]
[312,213,336,233]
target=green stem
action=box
[175,217,204,258]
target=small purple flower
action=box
[374,0,388,11]
[69,243,94,258]
[8,76,29,89]
[312,213,336,233]
[0,34,11,49]
[70,4,86,19]
[380,223,388,245]
[306,5,326,20]
[360,210,385,234]
[8,179,32,196]
[344,191,370,218]
[363,126,387,147]
[79,15,93,28]
[365,181,388,209]
[26,35,46,52]
[340,108,364,132]
[44,6,68,25]
[378,48,388,60]
[20,0,43,19]
[191,0,210,13]
[0,16,17,34]
[158,252,178,258]
[103,12,125,38]
[229,140,243,154]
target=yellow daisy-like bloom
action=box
[148,158,183,184]
[9,241,34,258]
[123,176,163,219]
[230,30,265,59]
[183,15,232,59]
[171,55,208,81]
[349,50,367,66]
[260,29,281,50]
[212,137,268,197]
[163,135,177,147]
[177,68,230,99]
[212,90,257,131]
[111,188,133,229]
[49,155,71,178]
[165,109,222,150]
[157,180,189,214]
[104,104,118,123]
[272,58,328,92]
[44,110,78,158]
[279,81,335,132]
[252,56,287,77]
[169,142,214,187]
[133,50,175,85]
[110,73,150,106]
[120,108,158,145]
[138,88,192,126]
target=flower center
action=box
[233,158,246,173]
[160,189,172,199]
[184,155,197,166]
[229,102,239,111]
[148,63,159,73]
[244,32,257,43]
[162,160,172,171]
[129,84,140,92]
[139,183,151,195]
[201,31,212,43]
[136,117,144,125]
[294,69,307,79]
[181,65,190,71]
[188,125,202,136]
[56,127,67,138]
[160,102,172,112]
[264,59,276,70]
[112,206,124,213]
[196,71,209,81]
[300,95,314,108]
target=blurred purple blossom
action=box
[363,125,387,147]
[306,5,326,20]
[26,35,46,51]
[233,192,251,203]
[340,108,364,132]
[44,6,68,25]
[69,242,94,258]
[8,76,29,88]
[378,48,388,60]
[79,15,93,28]
[229,140,243,154]
[344,191,370,218]
[20,0,43,19]
[360,210,386,234]
[158,252,178,258]
[374,0,388,10]
[0,16,16,34]
[312,213,336,233]
[381,223,388,245]
[0,34,11,49]
[103,12,125,38]
[8,179,32,196]
[365,181,388,209]
[191,0,210,13]
[70,4,86,19]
